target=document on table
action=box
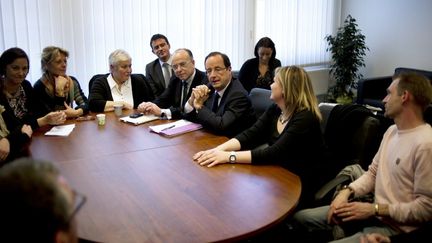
[119,114,159,125]
[149,119,202,137]
[45,124,76,136]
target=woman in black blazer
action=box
[88,49,154,112]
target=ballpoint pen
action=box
[161,125,175,131]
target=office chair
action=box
[248,88,273,119]
[88,73,109,92]
[314,103,382,204]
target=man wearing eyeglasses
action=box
[185,51,256,137]
[0,158,86,243]
[138,48,208,120]
[145,34,173,97]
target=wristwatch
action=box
[229,151,236,164]
[160,112,167,120]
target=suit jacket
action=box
[187,78,256,138]
[88,74,155,112]
[146,59,168,97]
[154,69,208,119]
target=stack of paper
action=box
[45,124,76,136]
[149,119,202,137]
[120,115,159,125]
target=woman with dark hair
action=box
[0,47,66,130]
[0,48,40,164]
[238,37,282,93]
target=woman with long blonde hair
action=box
[193,65,325,208]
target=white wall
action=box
[341,0,432,78]
[307,68,330,96]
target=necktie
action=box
[181,80,188,109]
[162,63,171,87]
[211,92,220,112]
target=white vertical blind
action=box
[255,0,340,67]
[0,0,337,95]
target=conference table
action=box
[29,111,301,243]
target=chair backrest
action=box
[248,88,273,119]
[88,73,109,92]
[322,104,382,172]
[318,103,338,133]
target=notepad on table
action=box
[149,119,202,137]
[120,115,159,125]
[45,124,76,136]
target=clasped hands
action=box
[54,75,72,97]
[189,85,211,110]
[327,190,375,225]
[43,111,67,125]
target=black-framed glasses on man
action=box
[68,190,87,222]
[206,67,227,76]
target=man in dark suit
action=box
[138,48,207,120]
[145,34,173,97]
[185,52,256,137]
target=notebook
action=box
[149,119,202,137]
[120,114,159,125]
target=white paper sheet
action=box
[44,124,76,136]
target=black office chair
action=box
[314,103,382,204]
[88,73,109,92]
[248,88,273,119]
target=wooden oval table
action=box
[30,112,301,243]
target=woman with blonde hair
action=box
[33,46,88,118]
[193,65,325,208]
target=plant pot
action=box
[336,95,353,104]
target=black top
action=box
[236,104,326,208]
[88,74,154,112]
[33,76,89,116]
[238,58,281,93]
[0,80,42,130]
[0,106,31,164]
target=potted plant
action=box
[325,15,369,103]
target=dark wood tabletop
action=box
[30,112,301,243]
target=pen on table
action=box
[161,125,175,131]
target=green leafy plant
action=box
[326,15,369,103]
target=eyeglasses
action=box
[68,190,87,222]
[172,61,191,70]
[206,67,227,76]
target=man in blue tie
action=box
[184,52,256,137]
[138,48,207,120]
